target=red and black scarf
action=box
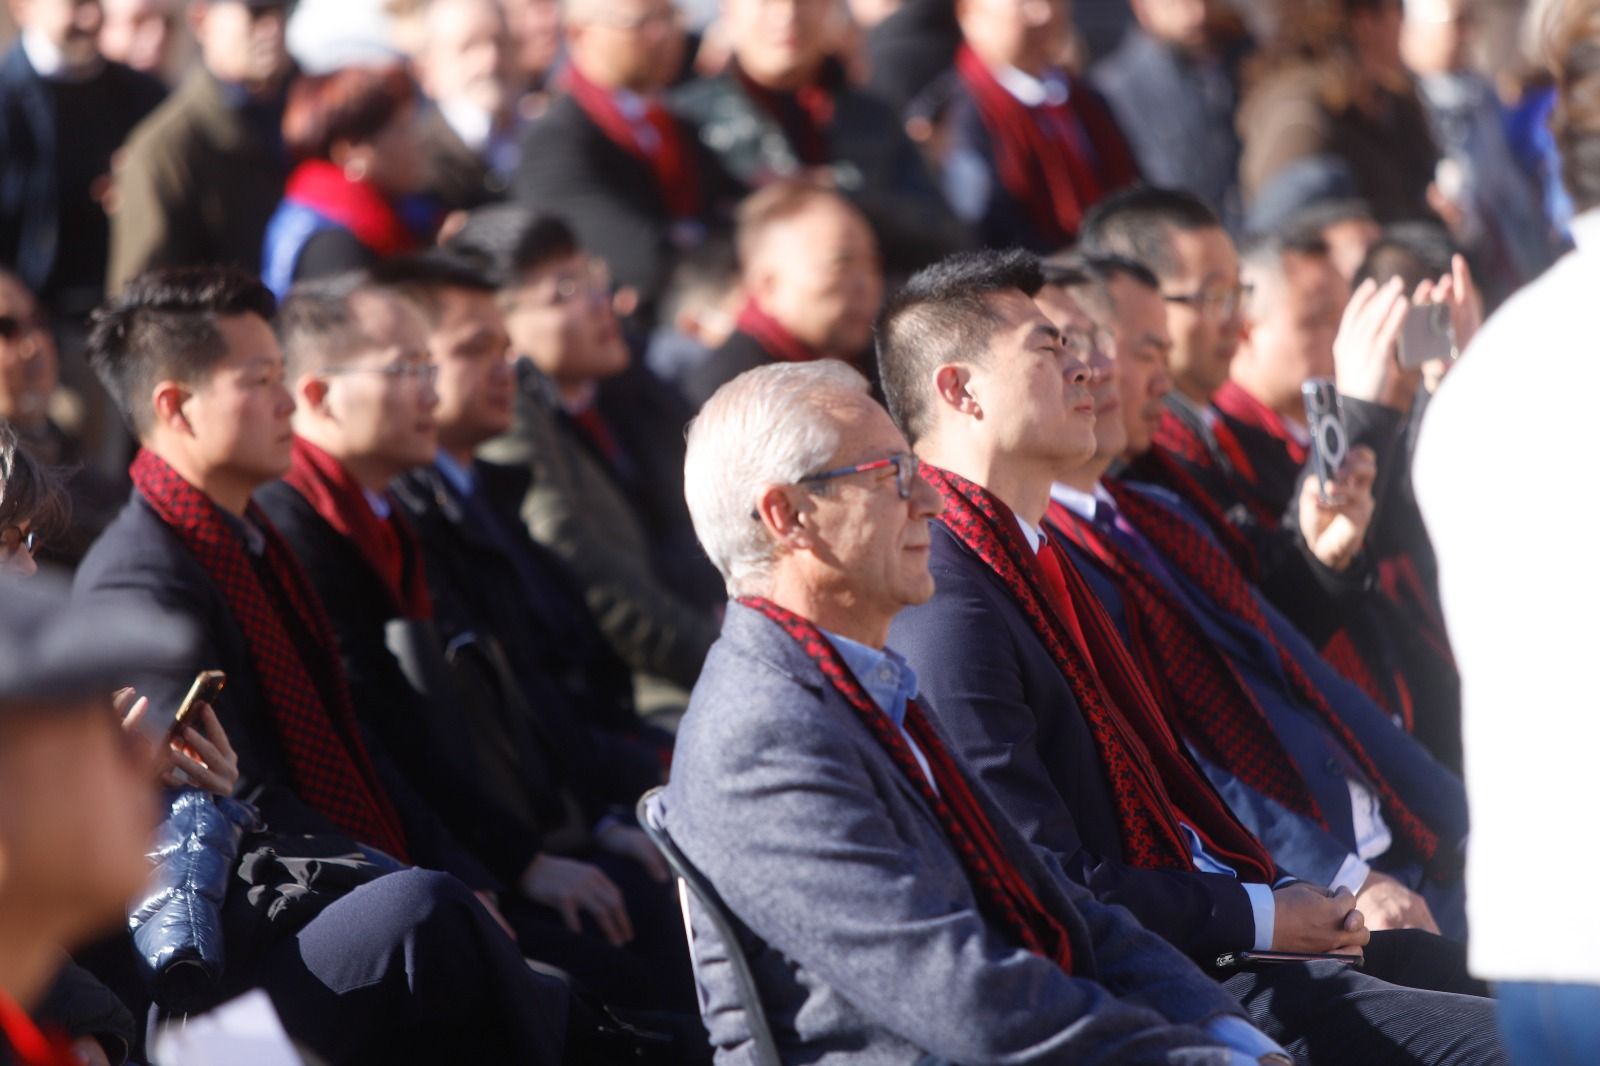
[1152,405,1272,528]
[282,436,432,620]
[953,44,1136,247]
[282,158,418,259]
[1125,444,1258,578]
[1212,381,1309,468]
[734,58,843,168]
[131,449,412,861]
[1052,481,1440,861]
[739,594,1080,973]
[925,466,1274,882]
[563,65,703,220]
[734,297,822,364]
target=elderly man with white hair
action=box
[660,358,1291,1065]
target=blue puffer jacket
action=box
[127,789,260,1012]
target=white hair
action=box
[684,360,871,597]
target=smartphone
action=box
[1300,378,1348,504]
[171,670,226,740]
[1397,303,1457,370]
[1215,950,1363,970]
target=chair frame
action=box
[637,786,782,1066]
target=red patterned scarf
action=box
[281,437,432,620]
[1056,481,1440,861]
[740,595,1080,973]
[1212,381,1309,467]
[734,298,822,364]
[924,466,1273,881]
[0,992,77,1066]
[953,45,1136,247]
[563,65,703,220]
[282,159,418,259]
[1152,405,1274,528]
[1125,444,1258,578]
[130,449,412,861]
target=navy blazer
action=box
[1059,484,1469,892]
[74,490,494,888]
[889,524,1261,964]
[669,602,1244,1064]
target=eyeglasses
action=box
[0,526,37,557]
[799,452,921,500]
[509,260,613,311]
[0,313,46,341]
[1163,284,1253,320]
[319,362,439,384]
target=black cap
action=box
[0,572,198,708]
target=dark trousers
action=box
[233,869,568,1066]
[1221,931,1507,1065]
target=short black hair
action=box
[370,251,499,324]
[876,248,1043,445]
[509,214,581,278]
[1078,186,1223,282]
[88,268,277,435]
[0,423,66,546]
[1351,223,1456,292]
[1044,251,1160,292]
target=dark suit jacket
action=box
[668,602,1244,1063]
[0,44,163,307]
[680,326,771,411]
[670,69,970,276]
[890,524,1260,964]
[391,459,662,814]
[74,489,493,888]
[515,92,735,314]
[252,481,502,888]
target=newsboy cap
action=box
[0,571,198,708]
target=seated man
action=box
[1080,188,1452,755]
[878,249,1498,1063]
[70,267,567,1062]
[474,213,724,715]
[1033,255,1468,939]
[516,0,737,315]
[936,0,1138,250]
[670,0,968,276]
[667,357,1291,1065]
[679,181,884,410]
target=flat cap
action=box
[0,572,198,708]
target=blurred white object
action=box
[151,989,303,1066]
[287,0,402,74]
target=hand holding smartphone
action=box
[1300,378,1348,504]
[171,670,226,740]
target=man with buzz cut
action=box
[880,248,1501,1064]
[667,352,1294,1064]
[71,266,569,1064]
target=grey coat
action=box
[663,602,1246,1065]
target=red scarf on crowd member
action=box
[734,298,822,364]
[1212,381,1309,467]
[282,437,432,620]
[562,65,703,220]
[953,45,1136,247]
[924,466,1275,881]
[0,992,77,1066]
[734,58,842,167]
[1151,406,1277,526]
[1124,445,1258,578]
[1054,481,1441,862]
[739,595,1082,973]
[130,449,412,862]
[282,159,418,259]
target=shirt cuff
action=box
[1331,853,1371,896]
[1204,1015,1289,1061]
[1242,882,1276,951]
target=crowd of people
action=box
[0,0,1592,1062]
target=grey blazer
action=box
[663,602,1246,1065]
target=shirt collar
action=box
[993,63,1070,108]
[363,488,392,520]
[221,509,268,557]
[1015,513,1047,555]
[1166,387,1217,431]
[821,629,920,729]
[1049,481,1115,521]
[439,98,495,154]
[434,451,477,498]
